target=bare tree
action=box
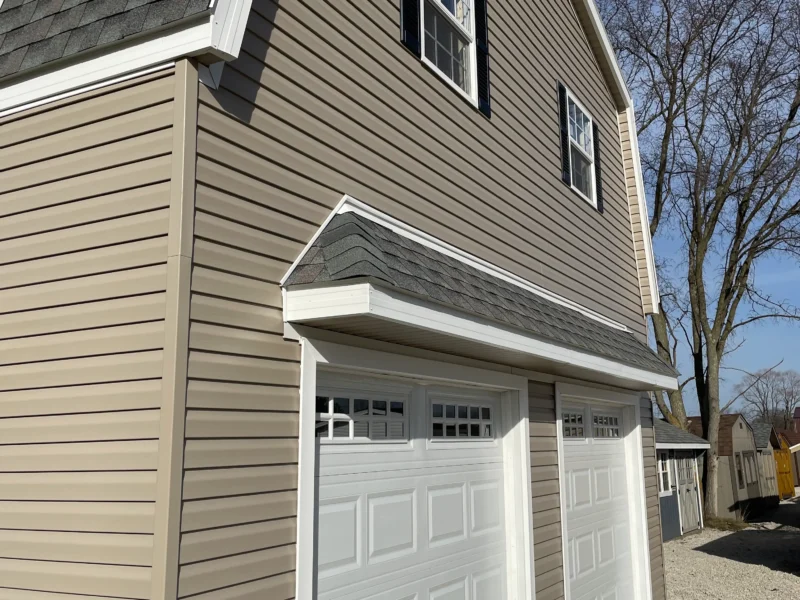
[735,367,800,428]
[599,0,800,517]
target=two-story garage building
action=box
[0,0,678,598]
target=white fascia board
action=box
[285,283,679,391]
[574,0,632,108]
[0,0,252,117]
[282,194,631,333]
[656,443,710,450]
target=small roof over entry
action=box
[283,202,678,392]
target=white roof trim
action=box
[285,282,679,391]
[573,0,632,108]
[281,194,631,332]
[0,0,253,117]
[656,442,709,450]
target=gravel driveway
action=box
[665,500,800,600]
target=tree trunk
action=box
[702,356,722,518]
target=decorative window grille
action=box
[593,414,621,438]
[316,396,407,442]
[562,411,585,438]
[431,401,493,439]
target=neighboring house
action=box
[653,419,708,541]
[688,414,762,519]
[0,1,678,600]
[751,422,781,507]
[794,407,800,431]
[774,431,796,500]
[777,428,800,492]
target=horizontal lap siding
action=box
[529,381,565,600]
[0,69,175,599]
[640,397,666,600]
[617,113,653,314]
[199,0,646,335]
[177,151,302,596]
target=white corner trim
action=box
[282,194,631,332]
[0,0,252,117]
[626,107,660,313]
[655,442,710,450]
[209,0,253,60]
[285,283,679,391]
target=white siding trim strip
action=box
[655,443,710,450]
[285,283,679,391]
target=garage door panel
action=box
[317,376,507,600]
[562,402,637,600]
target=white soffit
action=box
[0,0,252,117]
[285,282,679,392]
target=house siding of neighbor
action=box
[0,1,675,599]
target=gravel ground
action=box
[665,502,800,600]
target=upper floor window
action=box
[557,84,603,211]
[401,0,491,117]
[423,1,474,98]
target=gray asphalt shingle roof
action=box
[654,418,709,447]
[0,0,211,79]
[285,212,678,378]
[751,422,775,449]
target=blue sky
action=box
[652,235,800,416]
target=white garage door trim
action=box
[296,338,535,600]
[555,383,653,600]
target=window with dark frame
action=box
[735,453,745,489]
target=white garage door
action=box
[315,373,508,600]
[562,403,636,600]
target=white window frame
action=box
[657,451,672,497]
[417,0,479,107]
[563,88,597,208]
[555,384,653,600]
[295,338,535,600]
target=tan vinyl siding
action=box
[176,133,301,596]
[640,397,667,600]
[198,0,647,335]
[0,68,176,599]
[529,381,565,600]
[618,112,655,314]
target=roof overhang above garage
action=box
[282,197,679,393]
[286,282,677,392]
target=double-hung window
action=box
[566,92,595,202]
[401,0,491,115]
[557,84,602,210]
[422,1,475,98]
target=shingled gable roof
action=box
[687,414,752,457]
[285,212,677,378]
[654,418,709,448]
[751,422,779,449]
[0,0,212,80]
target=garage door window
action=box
[593,413,621,438]
[431,401,493,438]
[316,395,408,442]
[562,410,585,438]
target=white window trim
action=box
[555,383,653,600]
[418,0,479,107]
[563,87,597,208]
[657,451,672,497]
[295,338,535,600]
